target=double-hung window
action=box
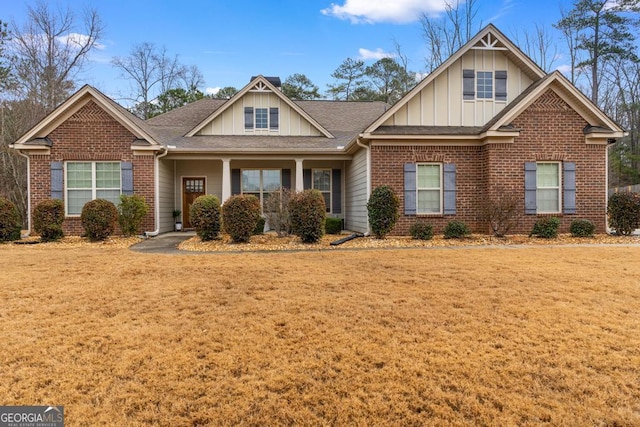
[417,164,442,214]
[241,169,282,211]
[312,169,331,213]
[244,107,279,131]
[66,162,121,215]
[476,71,493,99]
[536,162,561,213]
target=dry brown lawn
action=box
[1,241,640,426]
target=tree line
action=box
[1,0,640,223]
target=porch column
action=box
[295,158,304,192]
[221,158,231,203]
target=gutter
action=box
[12,149,31,237]
[144,146,169,237]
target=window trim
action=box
[536,161,562,214]
[311,168,332,213]
[416,163,443,215]
[65,161,121,217]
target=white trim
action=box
[64,161,122,217]
[535,161,562,214]
[416,163,443,215]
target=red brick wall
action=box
[29,100,156,236]
[371,89,608,235]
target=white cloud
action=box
[556,64,572,74]
[358,47,394,60]
[56,33,105,50]
[206,87,220,96]
[321,0,448,24]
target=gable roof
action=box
[185,75,334,138]
[363,24,546,135]
[13,85,160,148]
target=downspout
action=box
[356,136,371,236]
[15,149,31,237]
[144,147,169,237]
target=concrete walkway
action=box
[130,231,195,254]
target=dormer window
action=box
[244,107,279,131]
[477,71,493,99]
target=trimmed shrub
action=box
[410,221,433,240]
[264,188,292,237]
[367,185,400,239]
[117,195,149,237]
[443,220,471,239]
[0,196,21,242]
[325,217,342,235]
[222,194,261,243]
[33,199,65,242]
[608,192,640,235]
[290,189,326,243]
[570,219,595,237]
[190,195,221,241]
[253,217,266,235]
[81,199,118,241]
[529,216,561,238]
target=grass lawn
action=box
[1,243,640,425]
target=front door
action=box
[183,177,205,228]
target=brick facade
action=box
[29,100,156,235]
[371,89,607,235]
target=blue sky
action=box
[4,0,577,102]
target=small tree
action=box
[222,194,261,243]
[33,199,65,242]
[608,192,640,235]
[367,186,400,239]
[289,190,326,243]
[0,196,22,242]
[189,195,221,241]
[117,195,149,237]
[264,188,292,237]
[480,191,519,237]
[81,199,118,241]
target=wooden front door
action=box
[183,177,205,228]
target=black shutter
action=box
[463,69,475,100]
[231,169,241,195]
[303,169,312,190]
[332,169,341,214]
[50,162,63,200]
[281,169,291,190]
[269,107,279,130]
[495,70,507,101]
[244,107,253,129]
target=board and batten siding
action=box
[158,158,175,233]
[344,148,368,233]
[196,92,322,136]
[384,50,534,128]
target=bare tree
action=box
[511,24,559,72]
[10,0,104,111]
[420,0,481,72]
[112,42,201,119]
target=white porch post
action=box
[221,158,231,203]
[295,158,304,192]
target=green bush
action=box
[570,219,595,237]
[410,221,433,240]
[81,199,118,241]
[33,199,65,242]
[222,194,261,243]
[607,192,640,235]
[367,185,400,239]
[290,189,326,243]
[0,196,21,242]
[529,216,561,238]
[118,195,149,237]
[325,217,342,235]
[443,220,471,239]
[190,195,221,241]
[253,217,266,235]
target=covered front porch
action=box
[158,155,351,233]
